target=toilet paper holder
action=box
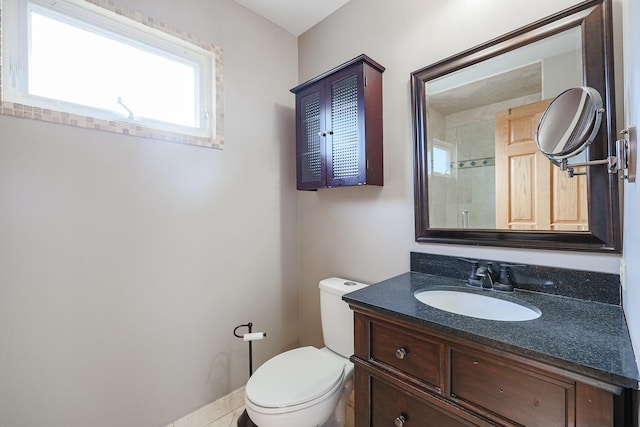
[233,322,266,376]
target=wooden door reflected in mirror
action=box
[495,100,588,231]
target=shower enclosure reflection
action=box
[426,27,584,230]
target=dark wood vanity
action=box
[351,307,620,427]
[344,254,638,427]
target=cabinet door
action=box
[296,82,326,190]
[324,65,366,187]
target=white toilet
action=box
[244,277,367,427]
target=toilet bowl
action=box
[244,278,367,427]
[245,347,353,427]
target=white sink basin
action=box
[414,289,541,321]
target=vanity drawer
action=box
[449,348,574,427]
[370,320,442,390]
[369,374,482,427]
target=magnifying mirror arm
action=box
[558,127,636,182]
[559,156,617,177]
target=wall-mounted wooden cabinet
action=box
[291,55,384,191]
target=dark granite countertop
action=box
[343,272,639,390]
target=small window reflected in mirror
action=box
[430,139,455,176]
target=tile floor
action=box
[165,387,246,427]
[165,387,354,427]
[205,406,245,427]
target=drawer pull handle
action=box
[395,347,407,360]
[394,415,406,427]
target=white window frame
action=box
[429,138,456,177]
[1,0,224,148]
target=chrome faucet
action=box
[475,265,495,289]
[477,264,519,292]
[461,258,520,292]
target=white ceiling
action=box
[233,0,352,36]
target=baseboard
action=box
[166,387,245,427]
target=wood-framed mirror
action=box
[411,0,620,252]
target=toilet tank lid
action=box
[319,277,368,296]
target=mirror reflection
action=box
[425,27,588,230]
[413,0,620,252]
[536,86,603,162]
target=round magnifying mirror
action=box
[536,86,604,164]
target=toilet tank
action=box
[319,277,368,358]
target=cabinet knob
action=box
[394,415,406,427]
[318,131,326,137]
[327,130,334,135]
[395,347,407,360]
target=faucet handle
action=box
[458,258,480,279]
[496,264,525,287]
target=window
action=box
[1,0,224,148]
[429,138,455,176]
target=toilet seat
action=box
[245,346,346,413]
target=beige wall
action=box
[2,0,637,426]
[0,0,299,426]
[297,0,622,348]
